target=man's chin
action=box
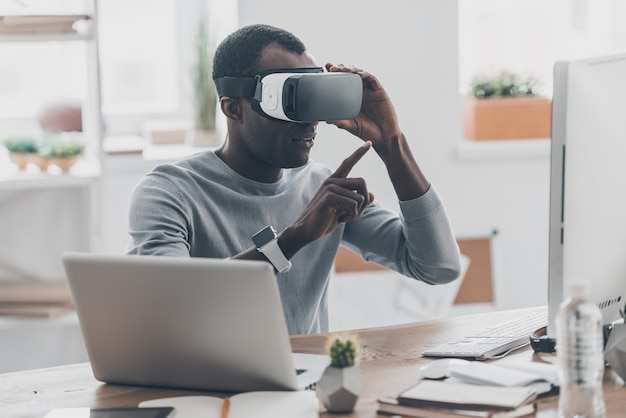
[282,154,311,169]
[283,159,309,169]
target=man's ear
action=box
[220,97,244,121]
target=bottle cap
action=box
[566,279,591,299]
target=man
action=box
[127,24,461,335]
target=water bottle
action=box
[556,280,606,418]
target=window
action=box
[99,0,178,116]
[99,0,237,134]
[0,1,85,122]
[0,42,87,120]
[459,0,626,97]
[0,0,204,137]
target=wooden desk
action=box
[1,307,624,417]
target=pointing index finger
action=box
[332,141,372,178]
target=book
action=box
[138,391,318,418]
[397,380,537,411]
[0,280,72,303]
[378,396,537,418]
[446,360,558,395]
[0,301,73,317]
[0,281,74,317]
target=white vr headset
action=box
[215,67,363,122]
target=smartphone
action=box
[44,407,174,418]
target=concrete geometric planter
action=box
[48,155,80,172]
[316,364,365,413]
[605,323,626,381]
[8,152,36,170]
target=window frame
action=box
[0,0,210,138]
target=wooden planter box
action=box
[463,96,552,141]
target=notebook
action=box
[61,253,329,393]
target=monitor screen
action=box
[547,52,626,340]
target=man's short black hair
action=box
[212,24,307,80]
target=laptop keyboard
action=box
[422,310,548,360]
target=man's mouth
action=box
[293,133,316,144]
[292,136,315,149]
[293,125,317,145]
[294,137,314,143]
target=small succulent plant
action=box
[3,136,39,153]
[327,334,360,368]
[469,70,542,98]
[38,134,86,158]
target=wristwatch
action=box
[252,226,292,273]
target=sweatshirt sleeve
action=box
[341,186,462,285]
[125,172,192,257]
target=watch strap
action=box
[258,240,292,273]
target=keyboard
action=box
[422,310,548,360]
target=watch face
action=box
[252,226,277,248]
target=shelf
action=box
[0,6,102,191]
[103,141,213,174]
[0,32,92,42]
[0,2,102,284]
[0,14,92,42]
[0,158,100,191]
[0,174,97,191]
[455,138,551,161]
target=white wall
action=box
[99,0,552,311]
[237,0,551,310]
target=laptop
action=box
[61,252,329,393]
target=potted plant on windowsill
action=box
[38,133,86,172]
[463,70,551,141]
[316,333,365,413]
[3,135,40,170]
[186,19,220,148]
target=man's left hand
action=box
[325,62,401,146]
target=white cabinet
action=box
[0,312,87,373]
[0,2,103,280]
[0,3,102,372]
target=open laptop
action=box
[61,253,329,393]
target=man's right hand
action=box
[231,141,375,264]
[280,141,375,255]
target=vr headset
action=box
[215,67,363,122]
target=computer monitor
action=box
[547,52,626,343]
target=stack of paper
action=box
[446,360,559,395]
[378,380,537,418]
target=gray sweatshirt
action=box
[127,150,461,334]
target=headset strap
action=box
[215,67,324,99]
[214,77,257,99]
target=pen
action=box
[220,397,230,418]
